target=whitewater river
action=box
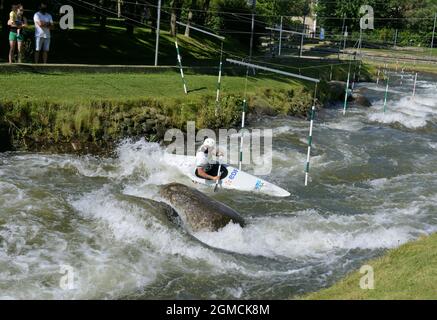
[0,72,436,299]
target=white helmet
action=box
[201,138,216,151]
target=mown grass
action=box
[304,233,437,300]
[0,71,302,103]
[363,58,437,75]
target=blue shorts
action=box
[35,37,50,51]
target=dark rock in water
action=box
[328,81,348,101]
[119,194,183,228]
[355,87,368,94]
[351,93,372,107]
[159,183,245,232]
[328,81,372,108]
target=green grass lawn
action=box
[0,71,306,104]
[361,47,437,58]
[304,233,437,300]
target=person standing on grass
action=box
[8,4,27,63]
[34,3,53,64]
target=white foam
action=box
[367,87,437,129]
[194,204,434,259]
[323,118,365,132]
[68,188,289,279]
[368,178,388,188]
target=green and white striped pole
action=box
[412,72,418,98]
[358,61,362,82]
[216,42,224,105]
[343,71,350,115]
[351,71,356,91]
[175,40,188,95]
[400,66,405,86]
[305,84,317,186]
[376,67,380,85]
[383,77,389,113]
[239,99,247,170]
[305,105,315,186]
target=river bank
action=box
[304,232,437,299]
[0,66,363,154]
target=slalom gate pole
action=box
[278,16,283,56]
[305,83,318,186]
[216,41,224,111]
[400,67,405,86]
[154,0,161,66]
[238,99,247,171]
[175,40,188,94]
[351,71,356,91]
[357,61,362,82]
[376,67,380,85]
[343,71,350,115]
[329,64,333,81]
[383,77,389,113]
[412,72,418,98]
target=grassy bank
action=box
[0,70,330,153]
[0,71,303,102]
[304,233,437,299]
[363,58,437,75]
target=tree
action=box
[170,0,184,36]
[256,0,309,25]
[184,0,197,37]
[198,0,211,26]
[1,0,12,38]
[316,0,420,31]
[98,0,108,29]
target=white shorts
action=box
[35,37,50,52]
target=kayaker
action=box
[195,138,227,181]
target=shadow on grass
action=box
[187,87,208,93]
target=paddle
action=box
[214,156,222,193]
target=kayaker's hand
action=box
[216,148,224,157]
[212,176,220,181]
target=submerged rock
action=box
[159,183,245,232]
[351,92,372,107]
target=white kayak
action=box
[163,153,291,197]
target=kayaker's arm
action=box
[197,167,219,181]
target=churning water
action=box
[0,72,436,299]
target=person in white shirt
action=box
[33,3,53,64]
[195,138,227,181]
